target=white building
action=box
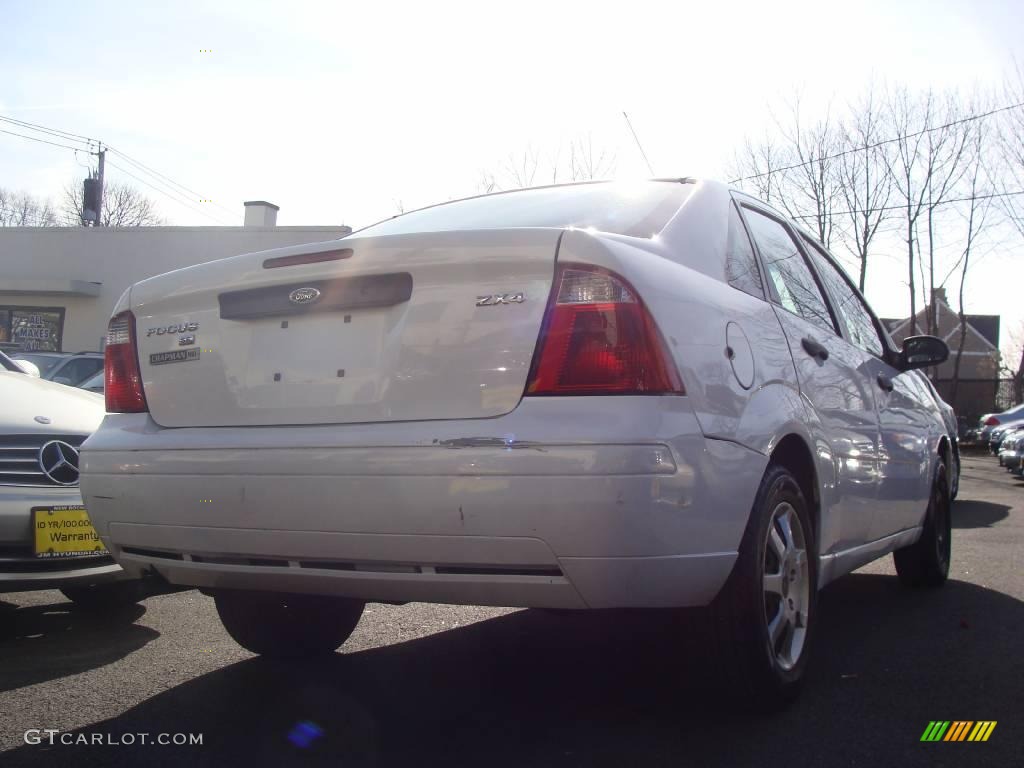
[0,202,351,352]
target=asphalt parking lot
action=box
[1,453,1021,768]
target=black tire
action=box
[61,580,144,611]
[214,590,365,657]
[706,464,817,712]
[893,460,951,588]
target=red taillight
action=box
[525,264,684,396]
[104,311,148,413]
[985,416,1000,426]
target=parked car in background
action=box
[997,426,1024,469]
[0,349,140,608]
[10,351,104,388]
[912,370,960,498]
[978,402,1024,445]
[990,419,1024,457]
[1007,435,1024,477]
[80,179,954,710]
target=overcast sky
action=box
[2,0,1023,356]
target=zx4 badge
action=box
[476,293,525,307]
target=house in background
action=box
[882,287,1001,428]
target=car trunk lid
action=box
[132,228,561,427]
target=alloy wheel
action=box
[933,476,951,572]
[762,501,810,671]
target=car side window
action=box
[725,202,765,299]
[741,207,836,334]
[800,236,884,357]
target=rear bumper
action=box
[80,400,767,609]
[0,485,129,593]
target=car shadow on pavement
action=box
[951,499,1011,528]
[2,575,1021,768]
[0,600,157,693]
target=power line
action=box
[0,115,93,148]
[107,147,205,199]
[105,159,233,224]
[730,100,1024,185]
[105,159,231,224]
[106,147,238,219]
[0,113,239,222]
[0,127,84,152]
[104,155,225,218]
[788,188,1024,221]
[0,114,94,143]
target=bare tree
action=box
[568,134,616,182]
[479,136,617,193]
[62,179,165,226]
[732,132,787,204]
[885,87,933,337]
[476,170,500,194]
[773,97,843,248]
[920,94,973,336]
[835,88,892,291]
[883,89,972,337]
[998,62,1024,238]
[949,122,995,405]
[503,144,541,189]
[0,187,58,226]
[731,99,845,250]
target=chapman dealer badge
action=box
[150,349,201,366]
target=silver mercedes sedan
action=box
[0,350,139,607]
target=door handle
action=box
[877,373,895,392]
[801,336,830,361]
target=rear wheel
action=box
[707,464,817,711]
[893,461,951,588]
[214,590,365,657]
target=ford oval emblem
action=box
[288,287,321,305]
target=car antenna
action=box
[622,111,655,176]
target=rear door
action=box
[797,235,926,539]
[740,205,881,552]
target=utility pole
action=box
[95,143,105,227]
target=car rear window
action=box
[353,181,693,239]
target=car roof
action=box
[348,177,699,238]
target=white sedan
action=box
[80,179,952,708]
[0,350,138,607]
